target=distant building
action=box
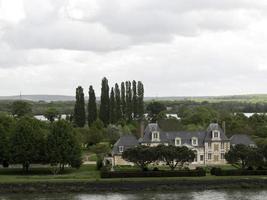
[111,123,255,166]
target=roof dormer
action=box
[152,131,160,142]
[191,137,198,146]
[212,130,220,139]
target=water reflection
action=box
[1,190,267,200]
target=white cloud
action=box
[0,0,267,96]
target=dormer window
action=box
[152,131,160,142]
[175,137,181,146]
[212,130,220,139]
[119,146,124,153]
[192,137,198,146]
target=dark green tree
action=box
[225,144,252,169]
[137,81,144,119]
[44,108,59,122]
[126,81,132,121]
[109,87,116,124]
[156,145,195,170]
[10,117,46,172]
[132,80,138,119]
[122,146,158,171]
[115,83,122,121]
[88,85,97,126]
[73,86,86,127]
[146,101,166,122]
[47,120,82,173]
[99,77,110,126]
[11,101,32,117]
[121,82,126,118]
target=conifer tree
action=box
[74,86,86,127]
[137,81,144,119]
[132,80,138,119]
[115,83,122,121]
[126,81,132,121]
[109,87,116,124]
[99,77,110,126]
[88,85,97,126]
[121,82,126,118]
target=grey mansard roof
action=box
[112,134,139,155]
[230,134,255,146]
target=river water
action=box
[0,190,267,200]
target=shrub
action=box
[101,169,206,178]
[212,169,267,176]
[210,167,222,175]
[96,156,103,170]
[153,167,159,171]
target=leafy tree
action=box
[73,86,86,127]
[109,87,116,124]
[132,80,138,119]
[44,108,59,122]
[105,124,121,145]
[88,85,97,126]
[47,120,82,172]
[225,144,252,169]
[99,77,110,126]
[11,101,32,117]
[156,145,195,170]
[126,81,132,121]
[121,82,126,118]
[10,117,46,172]
[146,101,166,122]
[137,81,144,119]
[115,83,122,121]
[0,114,15,167]
[122,146,158,171]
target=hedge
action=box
[211,167,267,176]
[101,169,206,178]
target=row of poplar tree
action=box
[73,77,144,127]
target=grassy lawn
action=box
[0,164,267,184]
[0,164,100,183]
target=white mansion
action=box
[111,123,255,166]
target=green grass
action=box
[0,165,100,183]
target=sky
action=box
[1,0,267,97]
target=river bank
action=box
[1,177,267,193]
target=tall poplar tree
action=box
[109,87,116,124]
[115,83,122,121]
[121,82,126,119]
[132,80,138,119]
[137,81,144,119]
[126,81,132,121]
[74,86,86,127]
[88,85,97,126]
[99,77,110,126]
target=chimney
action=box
[140,121,145,138]
[222,121,226,135]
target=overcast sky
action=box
[1,0,267,97]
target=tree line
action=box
[73,77,144,127]
[0,114,82,173]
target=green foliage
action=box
[88,85,97,126]
[225,144,262,169]
[73,86,86,127]
[156,145,195,170]
[122,146,158,171]
[44,108,59,122]
[137,81,144,119]
[10,117,46,172]
[115,83,122,121]
[99,77,110,126]
[47,120,82,172]
[109,87,116,124]
[125,81,133,121]
[105,125,121,145]
[132,80,138,118]
[11,101,32,117]
[121,82,126,119]
[146,101,166,122]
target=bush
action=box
[153,167,159,171]
[212,169,267,176]
[210,167,222,175]
[96,156,103,170]
[2,160,9,168]
[101,169,206,178]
